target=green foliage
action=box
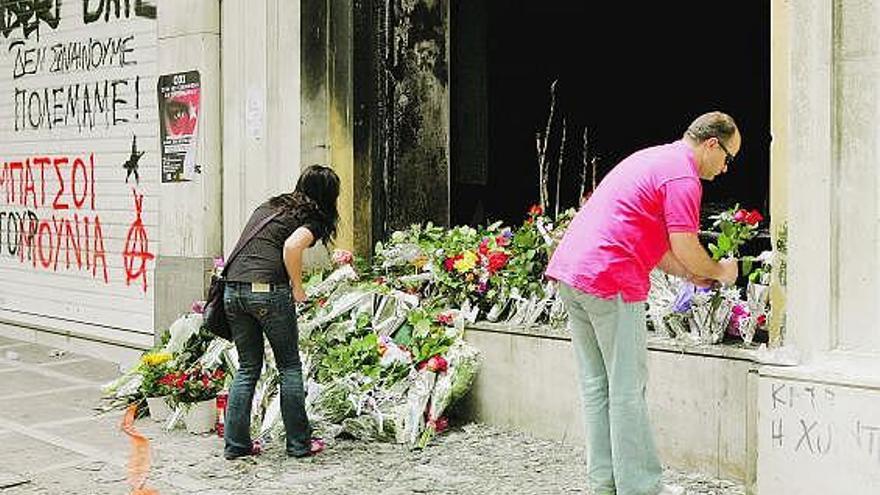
[407,309,454,364]
[707,204,763,261]
[318,332,381,382]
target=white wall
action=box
[786,0,880,362]
[0,0,159,349]
[833,0,880,354]
[758,372,880,494]
[221,0,303,254]
[759,1,880,492]
[157,0,221,258]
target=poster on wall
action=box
[158,71,201,182]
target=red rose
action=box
[487,252,510,273]
[757,314,767,327]
[745,209,763,226]
[478,239,490,256]
[444,255,462,272]
[495,234,510,247]
[428,416,449,433]
[733,209,748,223]
[528,204,543,216]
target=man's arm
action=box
[657,250,690,278]
[668,232,738,286]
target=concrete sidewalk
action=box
[0,334,202,494]
[0,335,747,495]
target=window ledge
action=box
[466,322,762,362]
[758,350,880,390]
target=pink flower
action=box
[213,257,225,269]
[425,355,448,373]
[728,303,750,336]
[332,249,353,265]
[191,300,206,314]
[733,209,748,223]
[436,313,454,326]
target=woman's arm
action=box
[283,227,316,302]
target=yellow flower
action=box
[141,352,172,367]
[454,251,478,273]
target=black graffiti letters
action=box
[83,0,155,24]
[0,0,62,40]
[0,0,155,40]
[13,76,140,132]
[10,35,135,79]
[0,210,38,257]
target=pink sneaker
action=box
[309,438,326,455]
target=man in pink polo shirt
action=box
[546,112,740,495]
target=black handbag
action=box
[202,211,281,340]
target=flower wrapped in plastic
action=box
[689,285,741,344]
[417,340,482,448]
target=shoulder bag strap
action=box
[221,210,282,276]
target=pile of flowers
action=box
[104,202,772,452]
[371,205,574,326]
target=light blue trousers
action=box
[558,283,663,495]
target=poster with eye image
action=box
[158,71,201,182]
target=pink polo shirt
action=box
[545,140,702,302]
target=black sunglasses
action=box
[716,139,735,167]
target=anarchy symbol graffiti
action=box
[123,189,155,292]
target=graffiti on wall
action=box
[1,1,156,40]
[0,0,156,324]
[766,380,880,464]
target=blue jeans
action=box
[223,281,311,457]
[558,283,663,495]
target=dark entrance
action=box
[451,1,771,229]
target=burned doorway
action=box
[451,1,771,229]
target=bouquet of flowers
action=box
[647,205,766,344]
[138,352,174,398]
[162,365,226,404]
[690,205,764,343]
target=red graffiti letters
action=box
[0,153,96,210]
[0,153,143,290]
[122,189,154,292]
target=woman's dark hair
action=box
[269,164,340,244]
